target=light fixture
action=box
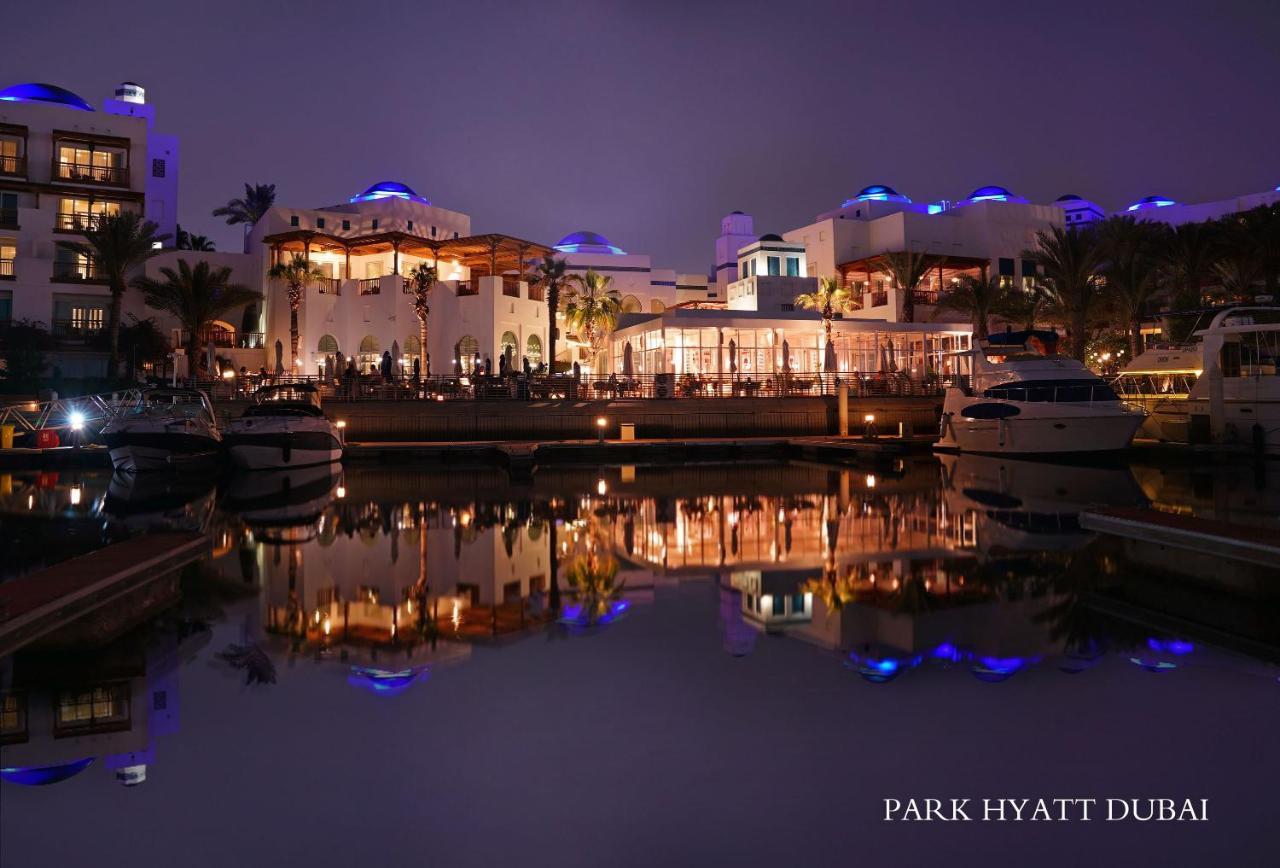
[596,478,607,496]
[336,420,346,429]
[336,486,346,499]
[69,411,85,431]
[221,368,235,380]
[865,474,877,489]
[70,485,82,506]
[596,416,607,442]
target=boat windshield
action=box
[1112,372,1198,396]
[255,385,321,407]
[983,379,1119,403]
[123,392,213,420]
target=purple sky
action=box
[5,0,1280,271]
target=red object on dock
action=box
[35,430,61,449]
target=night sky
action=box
[5,1,1279,271]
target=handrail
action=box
[0,155,25,176]
[357,277,381,295]
[55,161,128,185]
[0,388,153,436]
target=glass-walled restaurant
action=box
[611,310,971,382]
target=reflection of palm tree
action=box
[802,569,856,612]
[564,553,624,625]
[892,567,933,614]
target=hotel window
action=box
[57,198,121,230]
[767,256,780,276]
[342,219,350,230]
[71,306,105,331]
[407,221,414,231]
[151,158,165,178]
[0,693,26,743]
[998,257,1014,277]
[786,257,800,277]
[57,142,127,184]
[53,248,96,280]
[0,241,14,277]
[371,219,379,230]
[316,218,325,229]
[55,684,129,734]
[740,262,748,280]
[431,226,437,238]
[290,215,299,227]
[0,137,21,175]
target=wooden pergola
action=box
[261,230,553,278]
[838,252,990,288]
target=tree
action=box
[1158,220,1218,313]
[117,315,172,379]
[56,210,170,377]
[176,224,215,251]
[794,276,855,343]
[212,183,276,252]
[871,249,933,323]
[933,267,1014,340]
[1237,202,1280,295]
[133,259,260,366]
[564,269,622,369]
[528,256,572,373]
[406,261,437,373]
[0,320,54,388]
[1211,217,1261,303]
[267,254,326,366]
[1097,216,1165,358]
[1023,227,1105,362]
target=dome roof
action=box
[0,757,96,786]
[1055,193,1083,202]
[842,184,911,207]
[729,210,745,215]
[0,82,93,111]
[348,181,429,205]
[758,233,783,242]
[968,185,1015,201]
[554,230,625,255]
[1127,194,1177,211]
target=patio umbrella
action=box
[781,339,791,373]
[391,340,401,380]
[623,341,634,377]
[887,338,897,371]
[206,339,216,376]
[878,342,888,372]
[824,339,837,373]
[274,339,284,375]
[728,339,737,374]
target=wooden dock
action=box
[0,532,210,657]
[1080,507,1280,568]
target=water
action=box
[1,456,1278,867]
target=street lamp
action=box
[596,416,607,443]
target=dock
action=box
[1080,506,1280,568]
[0,532,210,657]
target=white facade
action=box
[0,80,180,375]
[1119,187,1280,226]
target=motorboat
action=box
[101,388,222,472]
[102,470,217,533]
[1111,343,1201,439]
[1134,307,1280,454]
[222,462,342,542]
[223,383,343,470]
[935,330,1145,455]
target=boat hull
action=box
[103,432,221,472]
[936,394,1145,455]
[223,427,342,470]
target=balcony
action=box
[0,257,13,279]
[357,277,381,296]
[55,161,129,187]
[52,319,106,343]
[51,264,108,284]
[456,280,479,297]
[502,276,521,298]
[527,284,544,302]
[179,327,265,349]
[0,208,17,230]
[0,154,25,177]
[55,211,118,232]
[313,277,341,295]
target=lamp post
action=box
[596,416,607,443]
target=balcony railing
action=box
[0,208,17,230]
[313,277,341,295]
[55,161,129,186]
[52,319,105,341]
[52,264,106,283]
[502,276,521,298]
[179,328,265,349]
[527,284,544,302]
[0,154,25,177]
[868,290,889,307]
[0,257,13,279]
[912,288,939,306]
[357,277,381,295]
[456,280,478,297]
[56,211,117,231]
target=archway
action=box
[525,333,543,367]
[358,334,380,372]
[621,295,641,314]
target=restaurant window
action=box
[1,693,26,743]
[786,257,800,277]
[767,256,780,276]
[526,333,543,365]
[55,684,130,734]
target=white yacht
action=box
[1112,343,1201,439]
[223,383,343,470]
[101,388,222,472]
[1142,307,1280,454]
[936,331,1145,455]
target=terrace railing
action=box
[0,155,25,177]
[313,277,341,295]
[55,211,116,231]
[502,276,521,298]
[357,277,381,296]
[51,319,105,343]
[0,257,13,278]
[456,281,479,297]
[56,161,129,185]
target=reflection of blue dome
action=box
[1127,194,1177,211]
[349,181,430,205]
[554,230,626,255]
[842,184,911,207]
[1,757,96,786]
[1056,193,1083,202]
[758,233,783,242]
[0,82,94,111]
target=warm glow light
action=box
[336,420,346,429]
[864,414,875,423]
[336,486,346,499]
[596,416,607,428]
[221,368,235,380]
[69,486,82,506]
[865,474,877,489]
[596,478,607,495]
[322,618,332,636]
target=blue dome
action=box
[842,184,911,207]
[1127,194,1177,211]
[349,181,429,205]
[1,757,96,786]
[554,230,625,255]
[1055,193,1083,202]
[0,82,93,111]
[968,185,1015,201]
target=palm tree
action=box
[1214,212,1266,302]
[1158,220,1218,312]
[794,276,855,343]
[176,224,215,251]
[56,210,170,376]
[871,249,933,323]
[1097,216,1165,358]
[133,259,260,366]
[932,266,1012,340]
[267,254,327,365]
[565,269,622,370]
[213,183,276,252]
[1022,226,1105,362]
[406,261,437,373]
[529,256,571,373]
[1237,202,1280,295]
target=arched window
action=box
[526,333,543,365]
[317,334,339,354]
[500,331,518,362]
[455,335,479,374]
[650,299,666,314]
[404,335,421,356]
[621,295,641,314]
[358,334,380,372]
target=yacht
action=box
[1134,307,1280,454]
[101,388,222,472]
[223,383,344,470]
[1112,343,1201,439]
[935,330,1146,455]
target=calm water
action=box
[1,456,1278,867]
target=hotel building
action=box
[0,81,179,375]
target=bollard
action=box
[837,386,849,436]
[0,424,13,450]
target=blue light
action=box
[927,203,946,214]
[349,181,430,205]
[0,82,94,111]
[972,655,1039,683]
[1130,657,1179,673]
[841,184,911,208]
[932,642,964,662]
[1127,195,1177,211]
[1,757,96,786]
[553,230,626,255]
[347,666,426,696]
[558,599,631,629]
[847,649,921,683]
[1147,637,1195,655]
